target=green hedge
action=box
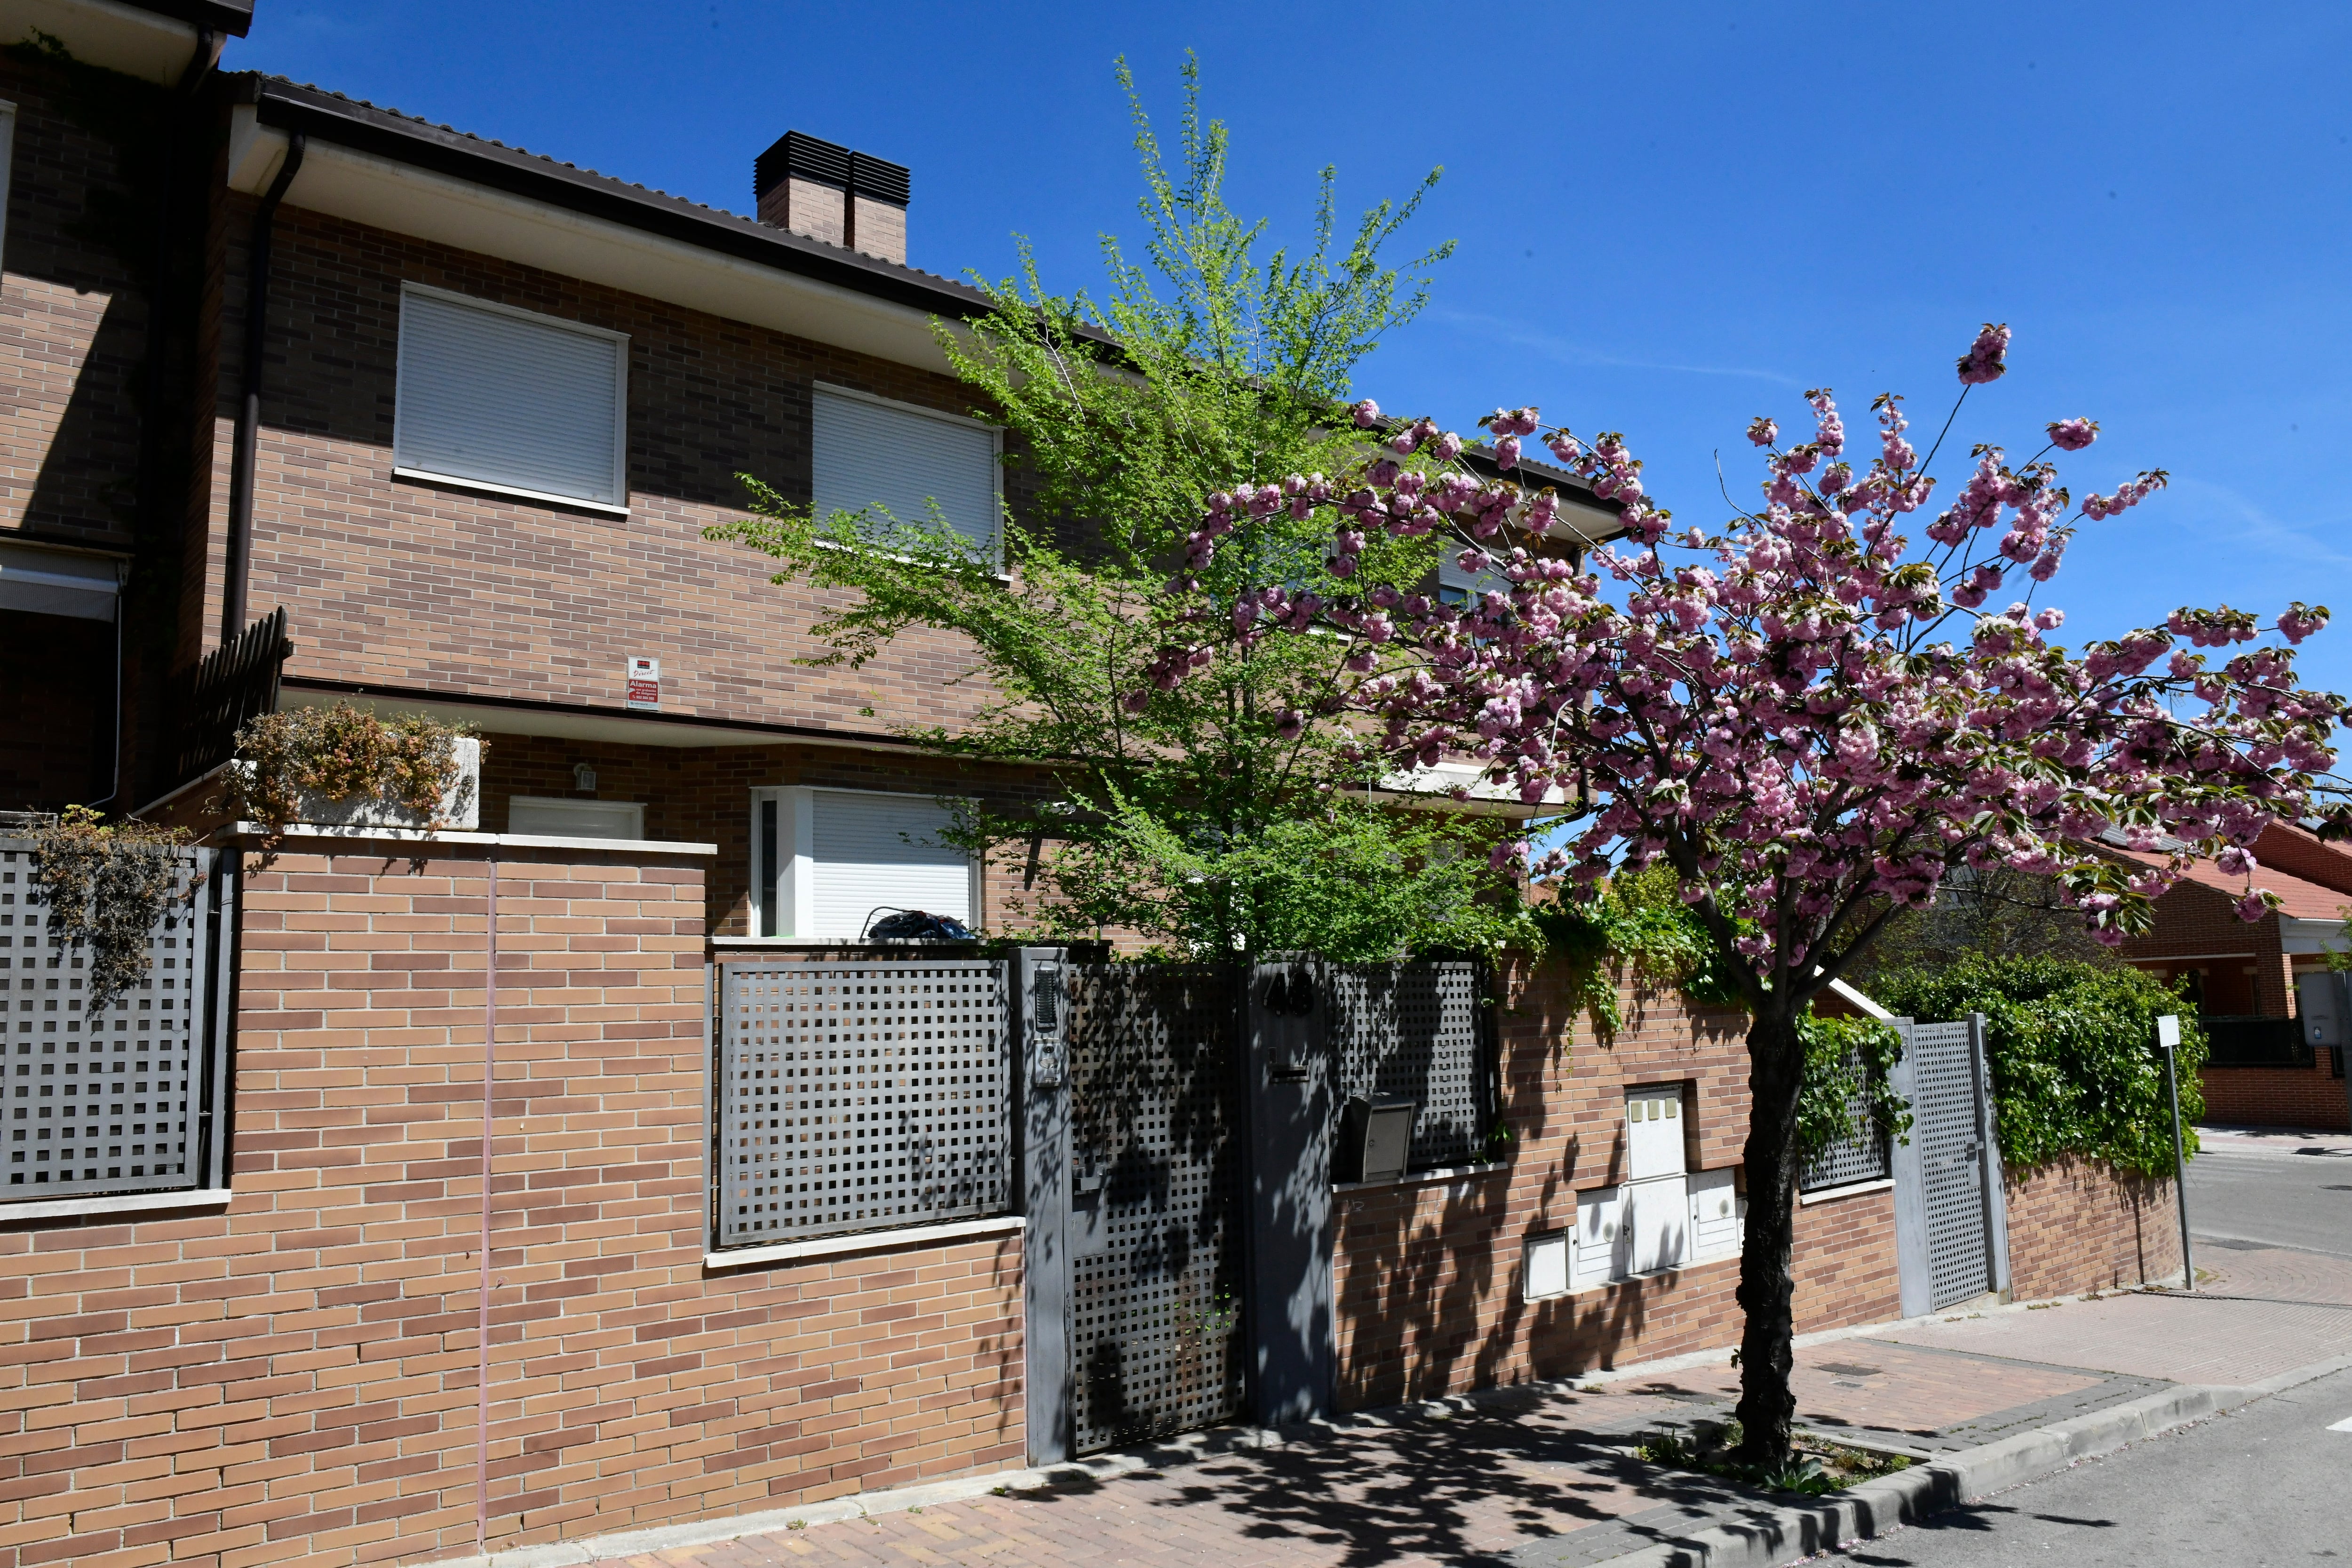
[1868,955,2205,1178]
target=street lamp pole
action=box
[2157,1014,2193,1292]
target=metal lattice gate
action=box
[1905,1018,2001,1310]
[1062,963,1245,1454]
[715,959,1008,1247]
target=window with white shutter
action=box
[393,284,629,510]
[812,384,1001,561]
[750,787,980,940]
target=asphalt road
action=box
[1814,1366,2352,1566]
[2183,1141,2352,1260]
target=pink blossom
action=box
[1957,322,2011,385]
[1351,398,1382,428]
[1167,329,2345,988]
[2046,417,2098,451]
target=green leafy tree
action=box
[712,59,1526,958]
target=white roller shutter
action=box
[806,790,974,938]
[812,386,999,555]
[395,286,628,508]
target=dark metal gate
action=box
[1020,952,1495,1460]
[1060,962,1246,1453]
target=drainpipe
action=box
[219,130,305,645]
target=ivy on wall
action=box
[1795,1012,1909,1161]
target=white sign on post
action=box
[2156,1013,2181,1051]
[624,656,660,711]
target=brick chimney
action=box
[755,133,911,266]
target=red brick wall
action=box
[2197,1059,2349,1131]
[1331,962,1901,1410]
[0,56,152,553]
[2122,879,2289,1017]
[197,196,1051,744]
[0,841,1023,1568]
[2003,1155,2181,1297]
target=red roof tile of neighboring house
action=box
[2108,841,2351,922]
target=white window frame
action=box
[813,382,1006,573]
[747,786,984,940]
[0,100,16,267]
[392,281,631,515]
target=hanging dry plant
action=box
[223,703,479,848]
[30,806,195,1014]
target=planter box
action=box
[231,736,481,831]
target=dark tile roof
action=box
[237,73,1098,338]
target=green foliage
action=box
[1533,864,1741,1039]
[1795,1012,1910,1162]
[709,59,1498,961]
[1633,1420,1911,1495]
[30,806,193,1014]
[1870,954,2205,1176]
[993,789,1536,960]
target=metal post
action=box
[2157,1014,2194,1292]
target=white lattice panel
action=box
[0,842,211,1198]
[717,959,1007,1246]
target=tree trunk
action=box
[1732,1004,1806,1467]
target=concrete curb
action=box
[1583,1384,2226,1568]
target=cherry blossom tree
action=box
[1162,325,2351,1465]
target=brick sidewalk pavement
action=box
[565,1254,2352,1568]
[569,1334,2170,1568]
[586,1393,1744,1568]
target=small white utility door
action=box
[1625,1086,1688,1180]
[1572,1188,1627,1289]
[1688,1167,1741,1261]
[1626,1175,1690,1274]
[1525,1232,1570,1299]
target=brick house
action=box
[2117,820,2352,1132]
[0,5,2191,1565]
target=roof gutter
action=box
[220,130,303,644]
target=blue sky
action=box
[234,2,2352,699]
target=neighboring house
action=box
[2116,819,2352,1132]
[0,0,249,809]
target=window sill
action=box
[229,823,717,856]
[1799,1176,1894,1206]
[392,465,629,517]
[1560,1250,1740,1296]
[810,534,1011,583]
[705,1213,1023,1270]
[0,1187,230,1223]
[1333,1160,1509,1194]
